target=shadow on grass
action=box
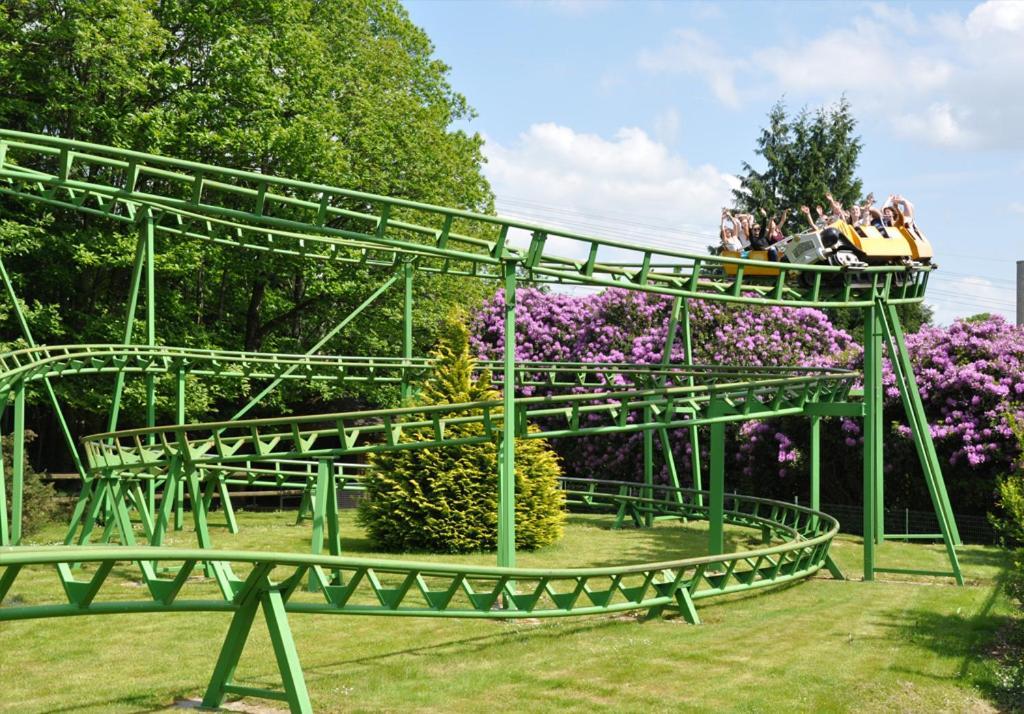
[300,617,625,681]
[325,513,750,566]
[879,569,1018,710]
[956,547,1012,570]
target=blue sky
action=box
[405,0,1021,323]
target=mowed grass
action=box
[0,509,1015,713]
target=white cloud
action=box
[482,123,735,261]
[637,29,743,108]
[965,0,1024,36]
[891,102,978,148]
[632,2,1024,150]
[751,19,952,100]
[1009,201,1024,216]
[868,2,919,32]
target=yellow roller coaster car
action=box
[720,218,932,278]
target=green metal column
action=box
[643,405,654,527]
[144,215,157,516]
[174,366,186,531]
[877,301,963,583]
[497,259,517,569]
[680,300,703,503]
[862,304,882,581]
[106,223,149,434]
[11,382,24,544]
[0,415,7,546]
[708,401,725,557]
[656,295,684,504]
[809,414,821,529]
[400,260,413,402]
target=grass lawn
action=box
[0,509,1016,713]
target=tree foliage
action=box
[0,0,494,468]
[733,97,862,232]
[1,431,66,536]
[358,313,565,554]
[732,97,929,336]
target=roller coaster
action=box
[0,130,962,713]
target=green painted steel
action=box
[0,129,966,712]
[0,129,931,309]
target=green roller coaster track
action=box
[0,129,963,713]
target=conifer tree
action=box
[357,312,565,553]
[733,97,862,234]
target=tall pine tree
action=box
[732,97,930,337]
[733,97,862,234]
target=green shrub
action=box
[357,313,565,553]
[2,430,65,537]
[990,417,1024,708]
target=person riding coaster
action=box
[720,217,933,284]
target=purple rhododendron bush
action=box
[471,288,1024,515]
[471,287,858,493]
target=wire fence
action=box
[819,501,998,545]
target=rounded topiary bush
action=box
[357,313,565,553]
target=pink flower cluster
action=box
[877,315,1023,469]
[471,288,856,483]
[471,289,1024,515]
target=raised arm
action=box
[776,209,790,234]
[895,194,914,223]
[800,205,817,232]
[825,191,845,220]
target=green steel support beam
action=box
[680,300,703,504]
[879,302,961,546]
[660,296,681,369]
[643,404,654,528]
[809,414,820,526]
[657,427,684,505]
[498,259,517,569]
[230,270,402,423]
[0,257,86,481]
[401,260,414,402]
[11,381,24,544]
[151,457,182,546]
[203,594,263,708]
[144,215,157,517]
[877,301,963,584]
[862,304,881,580]
[308,459,340,591]
[708,400,725,557]
[202,577,313,714]
[105,223,149,435]
[260,588,314,714]
[803,401,865,418]
[0,416,6,545]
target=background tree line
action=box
[0,0,495,471]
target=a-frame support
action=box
[203,571,312,714]
[862,299,963,584]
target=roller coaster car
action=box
[721,219,933,282]
[720,236,797,277]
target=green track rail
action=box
[0,129,964,713]
[0,129,931,308]
[1,482,839,710]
